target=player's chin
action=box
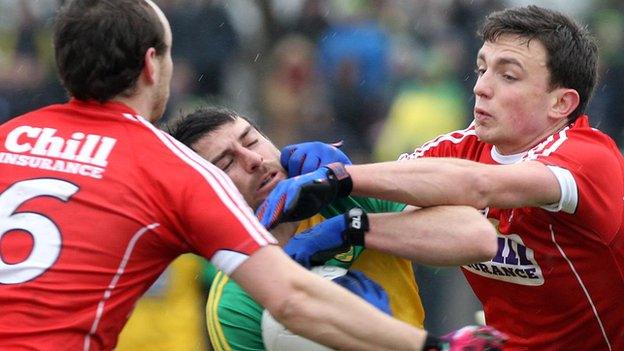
[474,125,494,142]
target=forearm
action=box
[365,206,497,265]
[346,159,489,209]
[232,246,427,351]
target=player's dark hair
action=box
[168,107,260,149]
[54,0,167,103]
[479,5,598,122]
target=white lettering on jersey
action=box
[3,126,116,179]
[463,233,544,286]
[5,126,116,167]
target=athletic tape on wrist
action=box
[324,162,353,197]
[344,207,368,247]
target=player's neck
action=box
[496,119,570,155]
[112,94,158,122]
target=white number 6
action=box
[0,178,79,284]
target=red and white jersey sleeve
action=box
[399,116,624,350]
[0,100,275,350]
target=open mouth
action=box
[258,171,278,191]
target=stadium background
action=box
[0,0,622,349]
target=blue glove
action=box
[332,270,392,316]
[281,141,352,178]
[283,208,368,268]
[256,162,353,229]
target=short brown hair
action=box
[54,0,167,103]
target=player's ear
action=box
[142,47,158,85]
[549,88,579,121]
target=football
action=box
[261,266,348,351]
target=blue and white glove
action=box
[283,208,368,268]
[281,141,352,178]
[256,162,353,229]
[333,270,392,316]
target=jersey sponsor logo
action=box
[463,234,544,286]
[2,125,117,179]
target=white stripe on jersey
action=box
[398,126,477,161]
[121,113,139,122]
[83,223,160,351]
[524,127,570,161]
[132,114,275,247]
[550,225,612,350]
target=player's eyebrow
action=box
[238,125,252,141]
[209,125,253,164]
[477,52,524,69]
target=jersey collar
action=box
[68,98,138,116]
[490,146,526,165]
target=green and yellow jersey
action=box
[207,196,424,351]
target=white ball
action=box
[261,266,348,351]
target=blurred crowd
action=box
[2,0,623,158]
[1,0,622,339]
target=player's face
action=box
[192,118,286,209]
[473,34,558,154]
[147,0,173,120]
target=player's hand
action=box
[332,270,392,315]
[255,163,353,229]
[283,208,368,268]
[281,141,352,178]
[434,325,507,351]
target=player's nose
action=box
[241,148,263,173]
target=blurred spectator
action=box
[373,35,469,161]
[317,9,391,153]
[161,0,238,98]
[261,34,364,158]
[587,7,624,147]
[0,0,64,122]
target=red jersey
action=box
[0,100,276,350]
[400,116,624,350]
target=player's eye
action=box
[502,73,517,81]
[217,158,234,172]
[245,140,258,148]
[222,160,234,172]
[475,68,486,76]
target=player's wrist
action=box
[323,162,353,198]
[343,208,368,247]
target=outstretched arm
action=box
[348,158,561,209]
[258,145,561,229]
[283,205,497,268]
[365,205,497,265]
